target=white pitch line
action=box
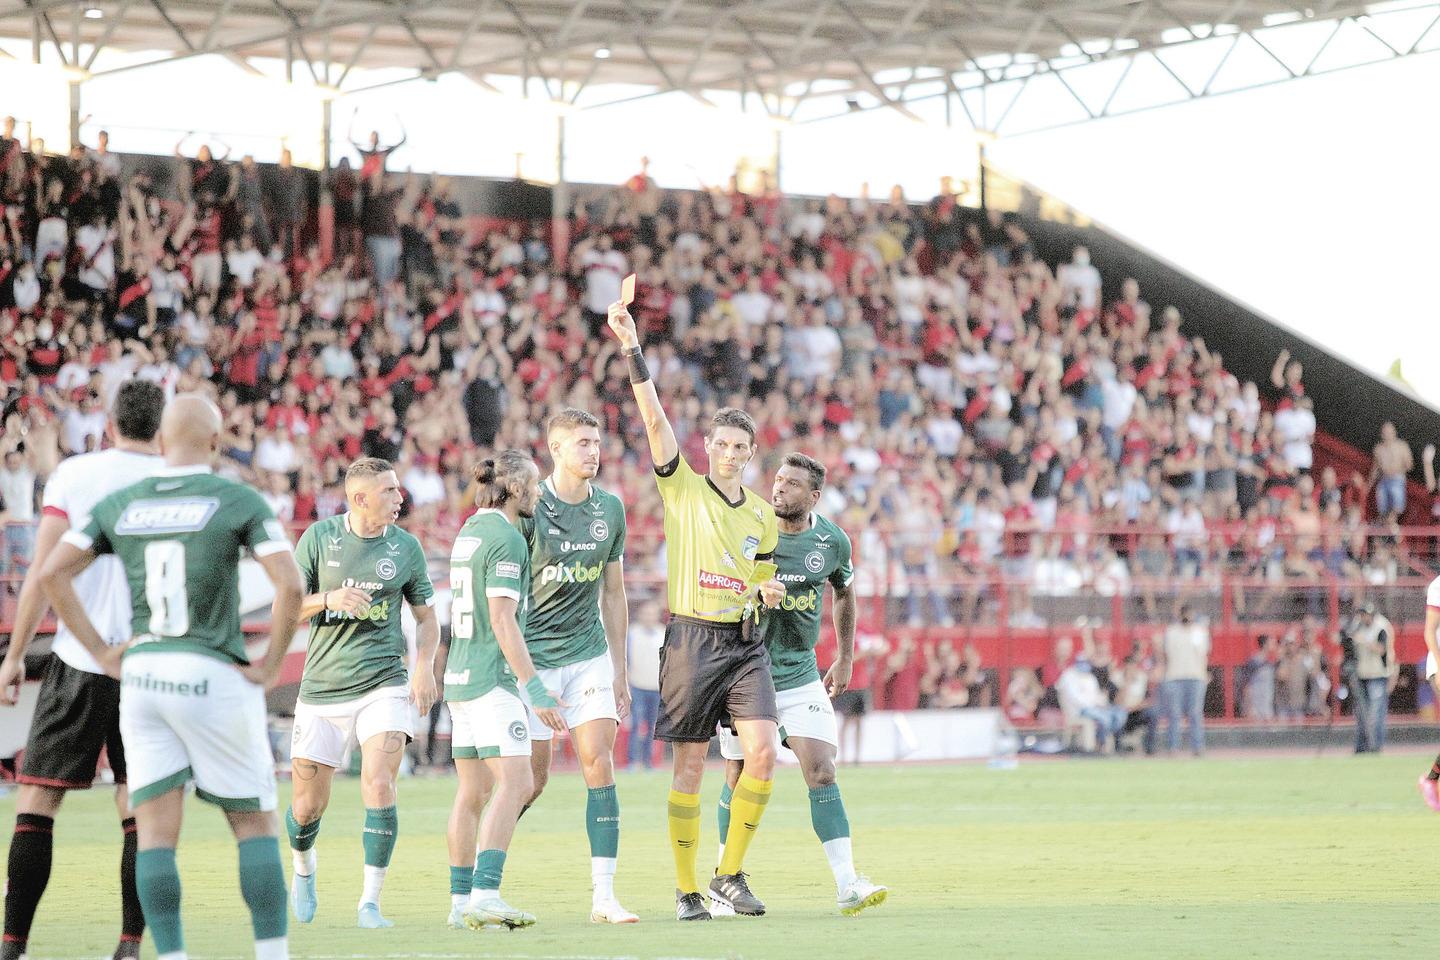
[43,954,737,960]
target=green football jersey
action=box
[445,509,530,702]
[70,466,291,666]
[294,514,434,704]
[757,513,854,692]
[520,478,626,669]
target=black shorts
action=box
[832,689,871,717]
[19,656,126,789]
[656,616,778,743]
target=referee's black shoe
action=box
[709,871,766,916]
[676,889,712,921]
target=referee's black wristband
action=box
[626,346,650,384]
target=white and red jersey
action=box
[1425,576,1440,680]
[580,247,627,314]
[41,448,164,674]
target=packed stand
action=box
[0,123,1434,728]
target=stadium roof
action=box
[3,0,1438,133]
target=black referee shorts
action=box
[19,655,127,789]
[656,615,778,743]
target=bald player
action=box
[0,379,164,960]
[39,394,304,960]
[285,457,439,929]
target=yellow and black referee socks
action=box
[717,773,773,876]
[667,789,702,893]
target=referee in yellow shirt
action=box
[606,301,786,922]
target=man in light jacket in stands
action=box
[1159,604,1211,756]
[1350,603,1397,753]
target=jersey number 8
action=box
[143,540,190,637]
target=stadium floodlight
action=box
[83,6,103,19]
[594,47,611,59]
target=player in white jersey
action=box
[1418,576,1440,811]
[0,380,166,960]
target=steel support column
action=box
[552,110,571,270]
[320,95,332,181]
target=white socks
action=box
[591,856,617,903]
[451,893,467,912]
[254,938,288,960]
[359,865,386,907]
[716,843,726,868]
[823,837,857,893]
[158,952,188,960]
[291,848,316,877]
[469,887,499,907]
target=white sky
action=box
[2,10,1438,405]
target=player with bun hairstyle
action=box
[443,452,565,931]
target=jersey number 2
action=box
[450,570,473,639]
[144,540,189,637]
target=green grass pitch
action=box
[6,753,1435,959]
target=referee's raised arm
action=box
[606,301,679,469]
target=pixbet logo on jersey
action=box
[325,578,390,623]
[780,588,819,612]
[539,561,604,585]
[698,569,747,595]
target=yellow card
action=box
[620,273,636,305]
[748,560,777,588]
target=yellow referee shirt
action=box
[655,454,778,623]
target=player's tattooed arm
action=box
[825,580,857,699]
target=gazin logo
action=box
[590,519,610,541]
[375,558,397,580]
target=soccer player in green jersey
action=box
[606,301,787,922]
[38,394,305,960]
[445,451,566,930]
[518,408,637,923]
[716,454,888,916]
[284,457,440,929]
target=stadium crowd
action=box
[0,124,1433,737]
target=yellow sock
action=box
[717,772,772,876]
[668,789,702,893]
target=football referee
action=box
[606,301,786,922]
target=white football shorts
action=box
[121,651,276,812]
[718,678,837,761]
[291,685,414,768]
